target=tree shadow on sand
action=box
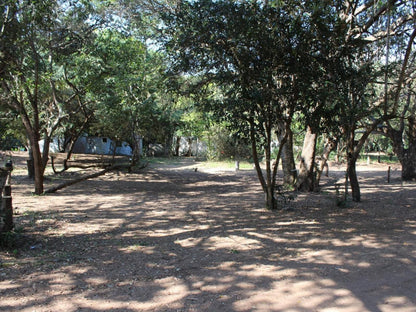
[1,162,416,311]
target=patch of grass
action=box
[359,154,399,164]
[200,160,253,170]
[144,156,254,170]
[144,157,186,166]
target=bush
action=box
[205,125,251,160]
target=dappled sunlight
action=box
[119,244,156,255]
[202,235,263,251]
[381,296,416,312]
[0,280,20,291]
[84,276,109,287]
[276,219,319,226]
[175,237,204,248]
[234,279,368,312]
[53,218,126,235]
[138,277,189,309]
[3,163,416,311]
[300,249,372,268]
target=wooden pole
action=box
[387,166,391,183]
[1,170,13,233]
[2,184,13,231]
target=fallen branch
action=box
[44,161,149,194]
[44,164,129,194]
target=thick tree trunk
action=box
[131,134,142,166]
[31,139,44,195]
[297,126,317,191]
[41,133,51,173]
[402,117,416,180]
[265,184,276,210]
[401,152,416,180]
[14,105,44,194]
[389,122,416,181]
[280,127,297,187]
[347,153,360,202]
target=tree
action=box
[162,0,320,209]
[336,0,416,200]
[82,28,177,161]
[383,46,416,180]
[291,0,415,201]
[0,0,98,194]
[292,2,346,192]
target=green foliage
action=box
[162,0,359,208]
[161,0,371,143]
[76,28,179,152]
[1,0,414,193]
[203,123,251,160]
[0,0,107,193]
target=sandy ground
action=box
[1,152,415,312]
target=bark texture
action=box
[347,153,360,202]
[297,126,317,192]
[281,127,297,187]
[387,117,416,181]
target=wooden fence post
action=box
[387,166,391,184]
[2,183,13,231]
[1,170,13,233]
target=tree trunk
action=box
[388,117,416,181]
[265,184,276,210]
[41,133,51,172]
[315,138,337,188]
[281,127,297,187]
[31,139,44,195]
[64,114,92,163]
[347,153,360,202]
[175,136,181,156]
[64,136,77,160]
[297,126,317,191]
[402,117,416,180]
[131,134,142,166]
[344,118,382,203]
[249,118,277,210]
[401,153,416,180]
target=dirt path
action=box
[1,154,416,311]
